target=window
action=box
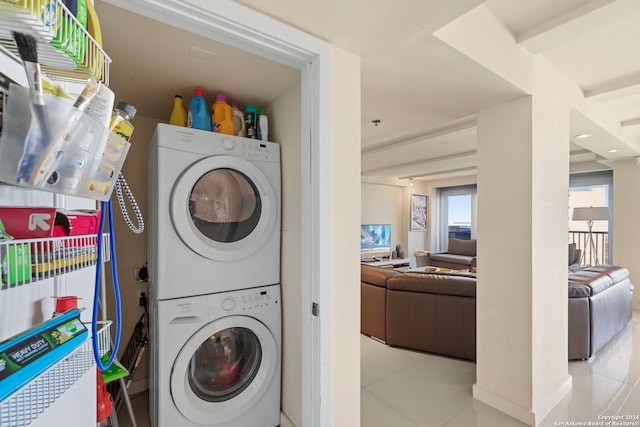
[432,185,477,252]
[569,171,613,264]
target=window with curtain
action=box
[432,185,477,253]
[569,171,613,264]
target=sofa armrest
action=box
[414,251,433,267]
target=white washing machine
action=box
[149,124,281,300]
[150,284,281,427]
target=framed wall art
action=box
[410,194,428,231]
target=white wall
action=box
[270,78,303,425]
[361,180,429,257]
[330,46,361,426]
[612,159,640,308]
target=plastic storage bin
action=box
[0,84,130,201]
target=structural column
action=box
[474,65,572,425]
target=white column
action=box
[474,62,572,424]
[612,159,640,308]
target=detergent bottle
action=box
[231,104,246,137]
[187,88,211,131]
[244,104,258,139]
[211,93,234,135]
[169,95,188,127]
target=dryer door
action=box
[170,155,277,261]
[170,315,278,425]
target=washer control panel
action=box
[215,285,280,314]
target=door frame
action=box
[101,1,333,425]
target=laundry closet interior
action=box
[0,0,304,425]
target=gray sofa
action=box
[361,263,634,361]
[568,265,634,359]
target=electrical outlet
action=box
[133,268,147,283]
[137,290,147,307]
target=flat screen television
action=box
[360,224,392,261]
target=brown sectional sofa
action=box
[415,238,477,270]
[361,263,634,361]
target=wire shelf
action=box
[0,0,111,84]
[0,321,111,427]
[1,233,110,289]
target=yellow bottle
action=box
[211,93,234,135]
[169,95,188,127]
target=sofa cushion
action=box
[568,281,591,298]
[387,272,476,298]
[568,243,577,265]
[568,269,614,296]
[583,265,629,283]
[361,264,400,288]
[448,238,476,256]
[430,253,474,266]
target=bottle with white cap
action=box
[258,108,269,141]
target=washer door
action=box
[170,316,277,425]
[171,155,277,261]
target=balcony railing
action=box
[569,230,609,265]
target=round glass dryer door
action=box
[171,316,277,425]
[171,155,277,261]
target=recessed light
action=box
[606,149,618,153]
[575,133,592,139]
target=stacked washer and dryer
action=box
[148,124,282,427]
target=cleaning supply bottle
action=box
[187,88,211,131]
[110,101,136,142]
[169,95,188,127]
[244,104,257,139]
[211,93,234,135]
[258,108,269,141]
[231,104,246,137]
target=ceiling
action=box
[99,0,640,184]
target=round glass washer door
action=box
[170,155,277,261]
[171,316,277,425]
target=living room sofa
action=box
[415,238,477,270]
[361,263,634,361]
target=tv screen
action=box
[360,224,392,260]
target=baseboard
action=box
[472,376,572,426]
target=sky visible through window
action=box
[448,194,471,225]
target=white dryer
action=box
[149,124,281,300]
[150,284,281,427]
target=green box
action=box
[2,243,31,288]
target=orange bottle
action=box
[211,93,234,135]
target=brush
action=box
[12,31,50,184]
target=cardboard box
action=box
[1,243,31,287]
[0,207,57,239]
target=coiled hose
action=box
[92,199,122,370]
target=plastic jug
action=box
[169,95,188,127]
[231,104,246,137]
[211,93,234,135]
[187,88,212,131]
[244,104,258,139]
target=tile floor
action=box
[115,311,640,427]
[361,310,640,427]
